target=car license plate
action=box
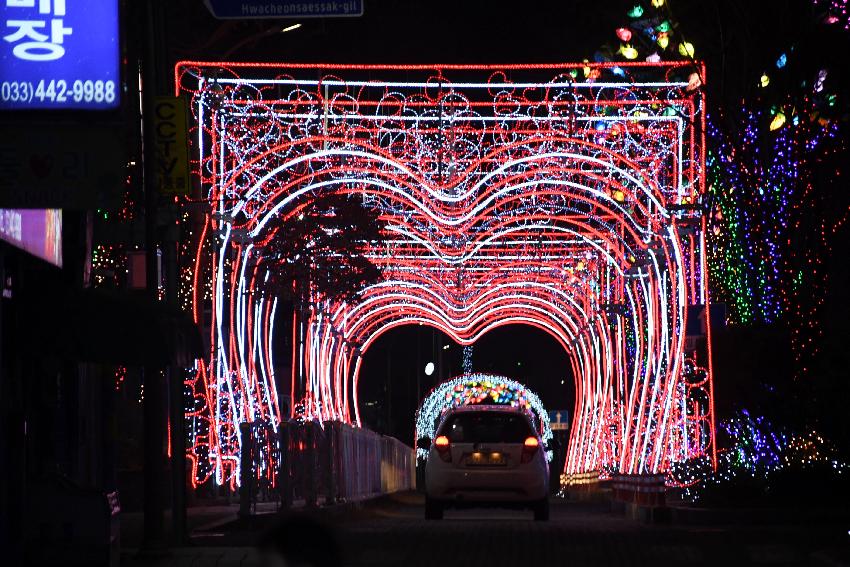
[467,452,506,466]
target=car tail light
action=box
[434,435,451,462]
[521,436,539,463]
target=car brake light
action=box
[521,436,539,463]
[435,435,452,462]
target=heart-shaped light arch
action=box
[176,61,716,488]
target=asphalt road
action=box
[125,492,850,567]
[329,493,848,567]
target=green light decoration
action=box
[415,373,553,461]
[627,4,644,18]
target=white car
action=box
[422,405,550,520]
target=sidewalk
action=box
[120,497,372,564]
[120,503,253,548]
[123,547,261,567]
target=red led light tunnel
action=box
[176,61,716,487]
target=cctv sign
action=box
[0,0,120,110]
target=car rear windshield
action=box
[439,411,533,443]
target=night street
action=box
[2,1,850,566]
[120,493,850,567]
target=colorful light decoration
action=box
[705,94,847,376]
[627,4,644,18]
[619,44,639,60]
[815,0,850,29]
[462,345,474,373]
[768,110,785,130]
[605,5,687,63]
[670,410,848,499]
[414,373,553,461]
[175,61,716,487]
[587,0,850,485]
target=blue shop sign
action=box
[0,0,120,110]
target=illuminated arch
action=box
[177,62,716,487]
[414,373,554,460]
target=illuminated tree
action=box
[258,193,384,305]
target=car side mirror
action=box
[416,437,431,450]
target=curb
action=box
[610,500,672,524]
[190,492,391,535]
[667,505,850,526]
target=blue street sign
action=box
[0,0,120,110]
[204,0,363,19]
[549,410,570,430]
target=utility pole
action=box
[140,0,166,553]
[386,345,392,435]
[165,231,186,544]
[416,326,421,404]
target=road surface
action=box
[124,492,849,567]
[330,493,845,567]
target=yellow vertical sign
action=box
[153,96,190,196]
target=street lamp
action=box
[425,362,435,376]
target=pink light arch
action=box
[177,61,716,488]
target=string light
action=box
[670,410,848,500]
[176,61,715,487]
[414,373,553,461]
[619,44,639,60]
[114,366,126,392]
[627,4,644,18]
[705,97,846,378]
[678,41,695,58]
[814,0,850,29]
[769,110,786,130]
[462,345,473,373]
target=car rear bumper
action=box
[426,466,548,503]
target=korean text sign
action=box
[1,0,119,110]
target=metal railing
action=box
[238,419,415,515]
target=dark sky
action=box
[163,0,840,109]
[357,324,573,441]
[166,0,613,64]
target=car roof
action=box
[436,404,536,434]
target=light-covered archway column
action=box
[177,61,715,487]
